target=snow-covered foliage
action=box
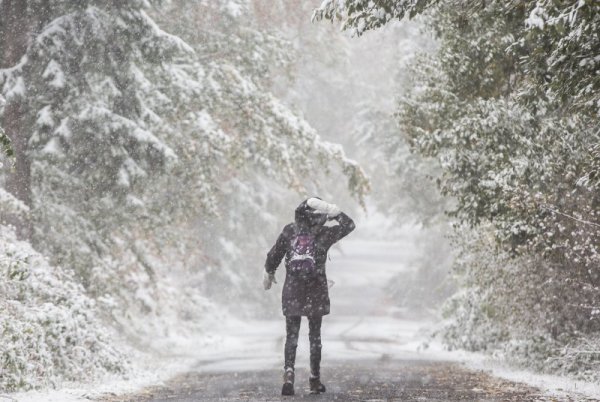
[0,221,125,391]
[0,2,191,286]
[0,172,126,391]
[443,224,600,381]
[0,187,28,218]
[0,0,371,392]
[0,125,11,157]
[313,0,433,36]
[152,0,369,205]
[404,3,600,379]
[318,0,600,379]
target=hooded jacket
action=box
[265,199,355,316]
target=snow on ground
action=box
[8,324,220,402]
[462,354,600,401]
[8,208,600,401]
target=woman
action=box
[263,197,355,395]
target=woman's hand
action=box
[307,198,341,218]
[263,271,277,290]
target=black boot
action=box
[309,376,326,394]
[281,367,294,396]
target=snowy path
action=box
[182,233,432,372]
[97,231,579,401]
[186,234,431,373]
[120,359,552,401]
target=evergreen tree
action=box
[317,0,600,377]
[0,1,371,389]
[0,0,369,291]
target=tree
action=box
[316,0,600,377]
[0,0,373,389]
[0,1,371,380]
[313,0,435,36]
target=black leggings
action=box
[284,315,322,377]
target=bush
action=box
[442,224,600,381]
[0,224,126,391]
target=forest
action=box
[0,0,599,398]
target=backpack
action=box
[289,229,318,278]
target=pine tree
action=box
[0,0,371,369]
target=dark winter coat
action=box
[264,201,355,317]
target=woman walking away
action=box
[263,197,355,396]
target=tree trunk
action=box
[1,0,33,239]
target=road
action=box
[103,230,562,401]
[122,358,551,401]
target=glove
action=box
[263,271,277,290]
[307,198,341,218]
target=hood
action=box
[295,199,312,224]
[295,198,326,228]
